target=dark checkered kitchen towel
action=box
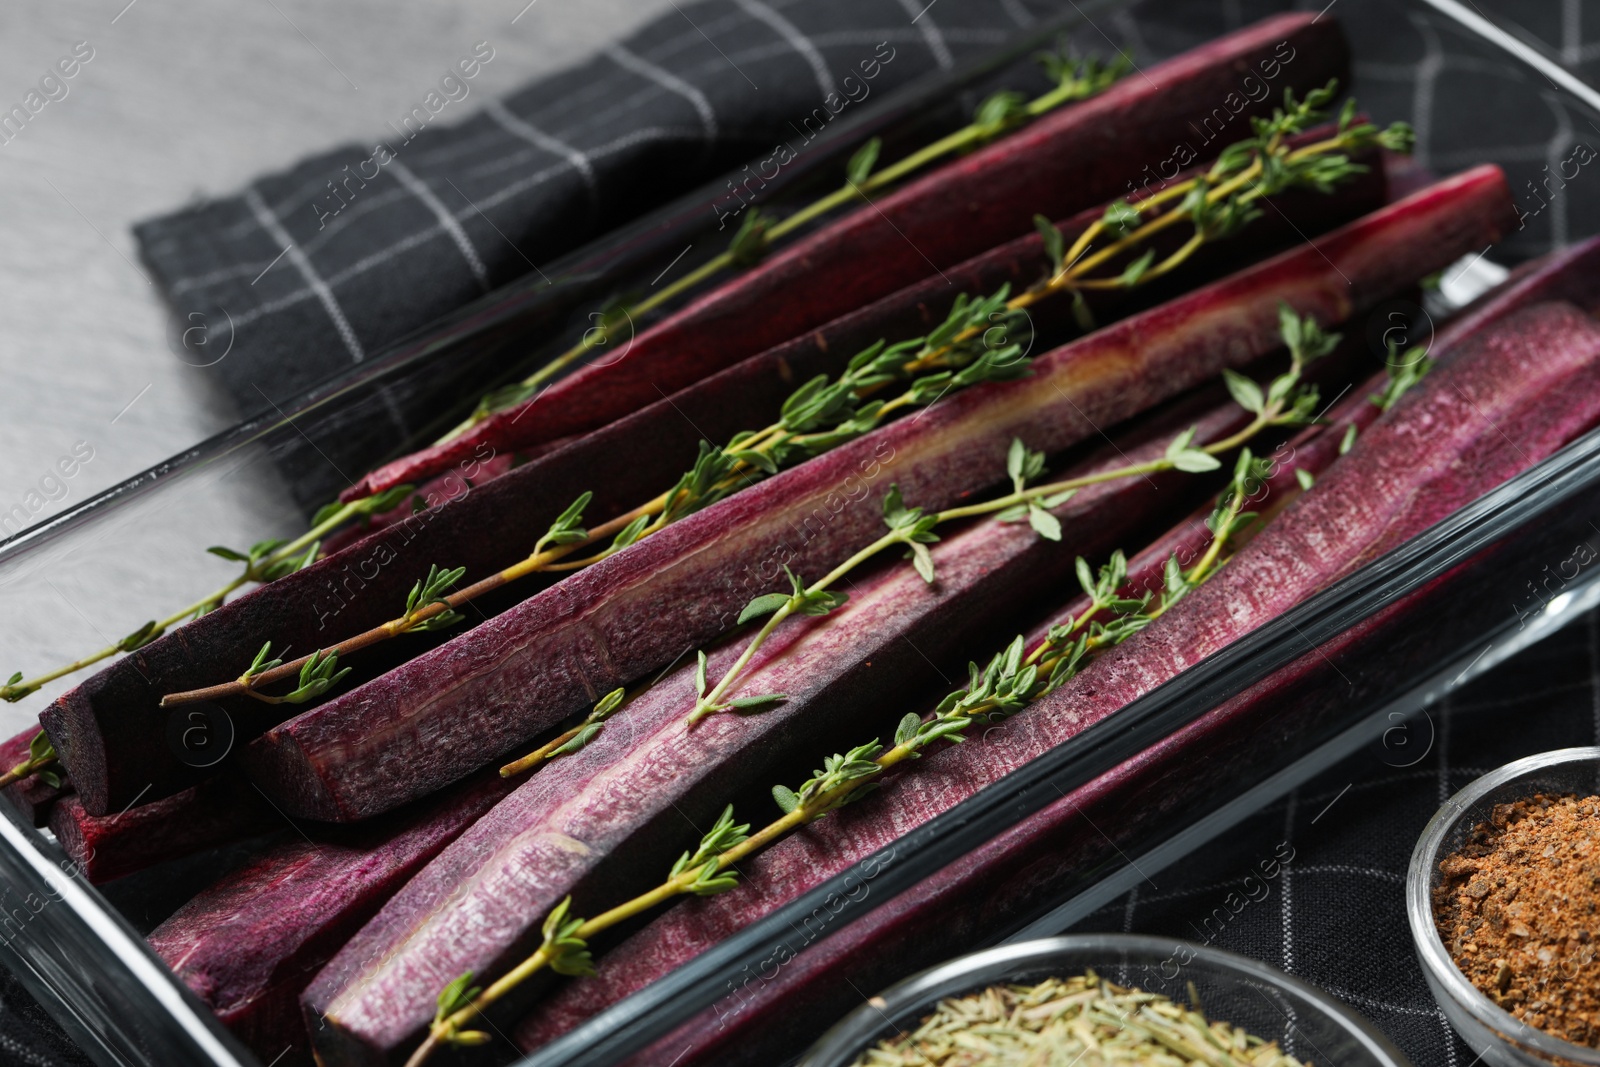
[0,1,1577,1065]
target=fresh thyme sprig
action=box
[1372,336,1434,412]
[399,565,468,634]
[0,486,412,706]
[895,82,1408,371]
[162,491,614,705]
[499,687,627,777]
[686,306,1335,725]
[166,557,471,707]
[0,731,61,792]
[426,51,1132,451]
[165,483,620,705]
[408,454,1270,1065]
[406,804,757,1067]
[231,644,351,706]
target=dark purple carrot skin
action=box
[42,138,1381,822]
[241,167,1514,826]
[0,728,68,827]
[148,770,512,1061]
[48,776,278,885]
[342,14,1351,501]
[297,386,1256,1067]
[511,299,1600,1062]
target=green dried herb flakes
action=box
[849,971,1313,1066]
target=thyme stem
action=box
[687,533,900,724]
[688,308,1327,725]
[2,494,404,705]
[0,754,56,793]
[0,732,61,793]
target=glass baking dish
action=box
[1,1,1597,1065]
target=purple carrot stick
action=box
[49,776,276,885]
[0,728,68,826]
[148,770,512,1061]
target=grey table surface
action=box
[0,0,677,741]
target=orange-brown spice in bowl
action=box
[1433,792,1600,1048]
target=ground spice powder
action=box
[1433,792,1600,1047]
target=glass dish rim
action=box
[798,932,1413,1067]
[1405,746,1600,1064]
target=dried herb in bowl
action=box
[1433,793,1600,1048]
[846,972,1312,1066]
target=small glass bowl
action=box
[799,933,1411,1066]
[1407,747,1600,1067]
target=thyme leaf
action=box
[1034,213,1066,274]
[1372,337,1435,411]
[399,564,467,634]
[727,208,772,268]
[115,621,164,653]
[500,686,628,777]
[239,641,284,687]
[539,897,595,978]
[434,973,480,1026]
[280,648,350,705]
[535,492,593,555]
[845,137,881,186]
[737,593,792,625]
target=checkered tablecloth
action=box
[8,1,1598,1065]
[1073,612,1600,1065]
